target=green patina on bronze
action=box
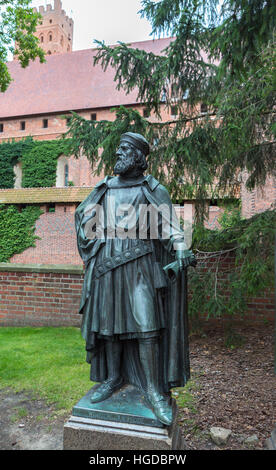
[72,384,165,428]
[75,132,196,426]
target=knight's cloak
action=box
[75,175,190,394]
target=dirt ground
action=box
[178,322,276,450]
[0,322,275,451]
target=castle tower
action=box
[33,0,74,55]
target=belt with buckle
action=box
[93,242,153,280]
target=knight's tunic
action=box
[84,176,164,339]
[75,174,190,391]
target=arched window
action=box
[56,156,70,187]
[60,35,64,46]
[40,34,44,43]
[13,162,22,188]
[171,83,178,98]
[64,164,69,186]
[48,32,53,42]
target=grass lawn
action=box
[0,327,196,416]
[0,327,91,413]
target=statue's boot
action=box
[139,338,173,426]
[90,340,123,403]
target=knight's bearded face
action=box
[114,142,137,175]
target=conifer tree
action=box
[66,0,276,220]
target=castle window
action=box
[171,83,178,98]
[40,35,44,43]
[49,19,52,24]
[143,109,150,118]
[17,204,27,212]
[13,162,22,188]
[46,204,55,213]
[0,123,3,133]
[171,105,178,116]
[183,89,189,100]
[49,34,52,41]
[20,121,26,131]
[160,88,167,102]
[43,119,48,128]
[200,103,208,114]
[91,113,97,121]
[64,164,69,186]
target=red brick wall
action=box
[9,202,225,265]
[0,105,170,144]
[0,267,83,326]
[10,203,82,265]
[0,258,274,327]
[241,173,276,218]
[193,250,275,323]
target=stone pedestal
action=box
[63,384,187,450]
[265,424,276,450]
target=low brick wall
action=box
[0,263,83,326]
[0,259,274,327]
[193,251,275,323]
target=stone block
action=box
[265,425,276,450]
[210,426,232,445]
[63,385,187,450]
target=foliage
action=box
[0,137,33,188]
[65,107,149,177]
[0,204,42,261]
[0,138,71,188]
[216,202,242,229]
[20,139,71,188]
[188,206,275,329]
[0,138,71,261]
[0,0,45,92]
[65,0,276,220]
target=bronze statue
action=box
[75,132,196,426]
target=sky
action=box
[30,0,157,50]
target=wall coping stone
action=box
[0,262,84,274]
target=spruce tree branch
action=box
[148,112,217,126]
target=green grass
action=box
[0,326,198,420]
[10,406,28,423]
[172,381,198,413]
[172,379,200,437]
[0,327,91,413]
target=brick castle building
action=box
[0,0,274,266]
[0,1,274,326]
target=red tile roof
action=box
[0,184,239,203]
[0,38,173,119]
[0,186,93,203]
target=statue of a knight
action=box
[75,132,196,425]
